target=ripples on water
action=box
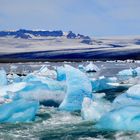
[0,61,140,140]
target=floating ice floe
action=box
[85,62,100,72]
[117,67,140,77]
[113,84,140,106]
[0,99,39,123]
[96,84,140,131]
[96,105,140,131]
[59,65,92,111]
[81,94,112,122]
[91,76,119,92]
[0,69,7,86]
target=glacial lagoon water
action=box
[0,61,140,140]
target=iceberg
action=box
[96,105,140,131]
[59,65,92,111]
[78,64,84,72]
[118,68,137,77]
[56,66,66,81]
[85,62,100,72]
[113,84,140,106]
[13,81,65,107]
[0,69,7,86]
[35,65,57,79]
[0,99,39,123]
[23,74,66,91]
[7,73,21,83]
[0,82,27,97]
[91,76,118,92]
[126,84,140,99]
[81,95,111,122]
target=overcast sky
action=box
[0,0,140,36]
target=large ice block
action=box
[96,105,140,131]
[13,81,65,106]
[0,99,39,123]
[59,65,92,111]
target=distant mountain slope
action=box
[0,29,140,61]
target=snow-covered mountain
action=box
[0,29,91,43]
[0,29,140,61]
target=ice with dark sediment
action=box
[85,62,100,72]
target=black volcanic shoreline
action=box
[0,48,140,63]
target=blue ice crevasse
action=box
[59,65,92,111]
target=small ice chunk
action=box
[81,96,111,122]
[85,62,100,72]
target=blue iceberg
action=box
[23,73,66,91]
[118,68,140,77]
[13,81,65,107]
[113,84,140,106]
[0,99,39,123]
[0,69,7,86]
[85,62,100,72]
[91,76,118,92]
[59,65,92,111]
[56,66,66,81]
[96,105,140,131]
